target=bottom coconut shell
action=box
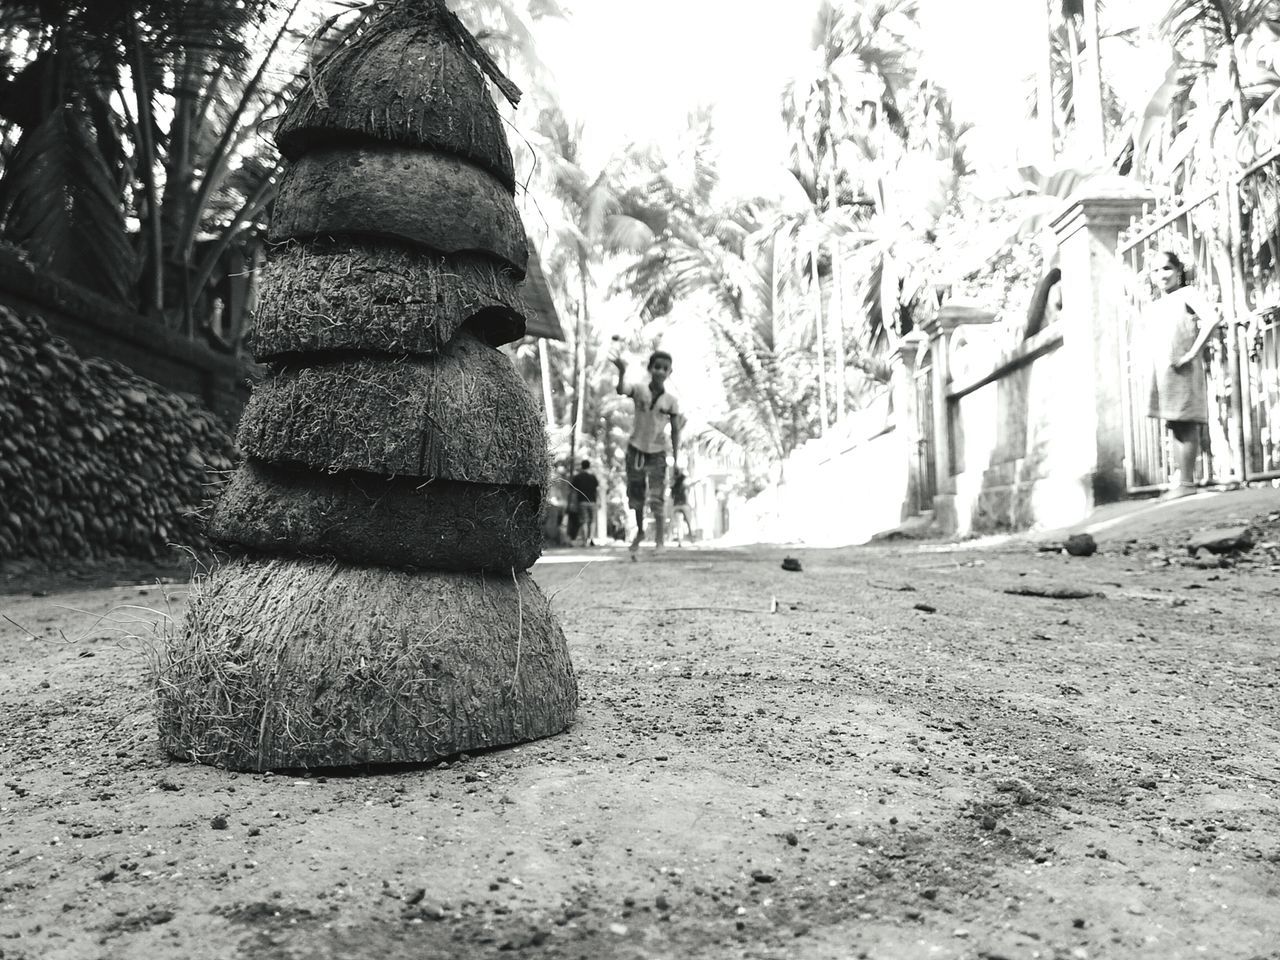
[156,554,577,771]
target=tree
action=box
[1031,1,1136,160]
[618,119,818,465]
[1132,0,1280,186]
[0,0,328,346]
[773,0,967,420]
[529,105,653,470]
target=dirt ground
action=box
[2,491,1279,960]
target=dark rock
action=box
[1004,584,1101,600]
[1186,526,1255,555]
[913,603,937,614]
[1064,533,1097,556]
[210,816,228,830]
[781,557,802,572]
[750,870,776,883]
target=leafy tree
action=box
[0,1,338,346]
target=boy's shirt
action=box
[623,381,681,454]
[569,471,598,505]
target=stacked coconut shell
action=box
[156,0,577,772]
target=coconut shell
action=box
[208,459,543,572]
[237,331,547,485]
[268,146,527,277]
[274,10,516,192]
[156,554,578,770]
[250,239,526,359]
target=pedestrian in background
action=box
[1146,250,1220,499]
[568,459,599,547]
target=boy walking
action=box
[567,459,599,546]
[613,350,681,559]
[670,468,694,545]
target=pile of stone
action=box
[0,307,235,562]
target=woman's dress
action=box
[1146,289,1208,425]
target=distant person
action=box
[1146,251,1219,499]
[612,349,681,559]
[545,464,571,545]
[568,459,599,547]
[670,468,694,546]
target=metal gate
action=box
[1116,147,1280,491]
[1116,185,1233,491]
[1238,152,1280,480]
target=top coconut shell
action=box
[275,5,516,193]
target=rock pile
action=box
[0,307,235,562]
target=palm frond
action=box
[1160,0,1275,48]
[0,105,134,301]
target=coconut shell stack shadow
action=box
[156,0,577,771]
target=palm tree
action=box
[773,0,972,425]
[1132,0,1279,184]
[776,0,928,428]
[0,0,320,343]
[618,123,817,465]
[1031,1,1137,160]
[529,105,653,470]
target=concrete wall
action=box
[726,188,1158,545]
[935,324,1091,536]
[728,391,910,546]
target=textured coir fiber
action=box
[251,239,527,359]
[156,554,578,770]
[268,145,527,277]
[274,4,515,192]
[208,458,543,572]
[237,331,547,485]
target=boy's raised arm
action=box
[612,357,628,395]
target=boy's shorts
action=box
[625,446,666,510]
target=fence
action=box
[1238,151,1280,480]
[1116,146,1280,490]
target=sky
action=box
[535,0,1048,193]
[533,0,1179,195]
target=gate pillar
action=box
[1050,181,1153,504]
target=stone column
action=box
[1049,181,1152,504]
[891,331,927,517]
[924,304,996,532]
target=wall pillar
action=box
[891,332,927,517]
[924,303,996,533]
[1049,182,1152,504]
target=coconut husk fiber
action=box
[268,145,528,277]
[237,331,547,485]
[208,458,543,572]
[250,239,526,360]
[274,4,516,192]
[156,554,578,770]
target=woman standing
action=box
[1147,251,1220,499]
